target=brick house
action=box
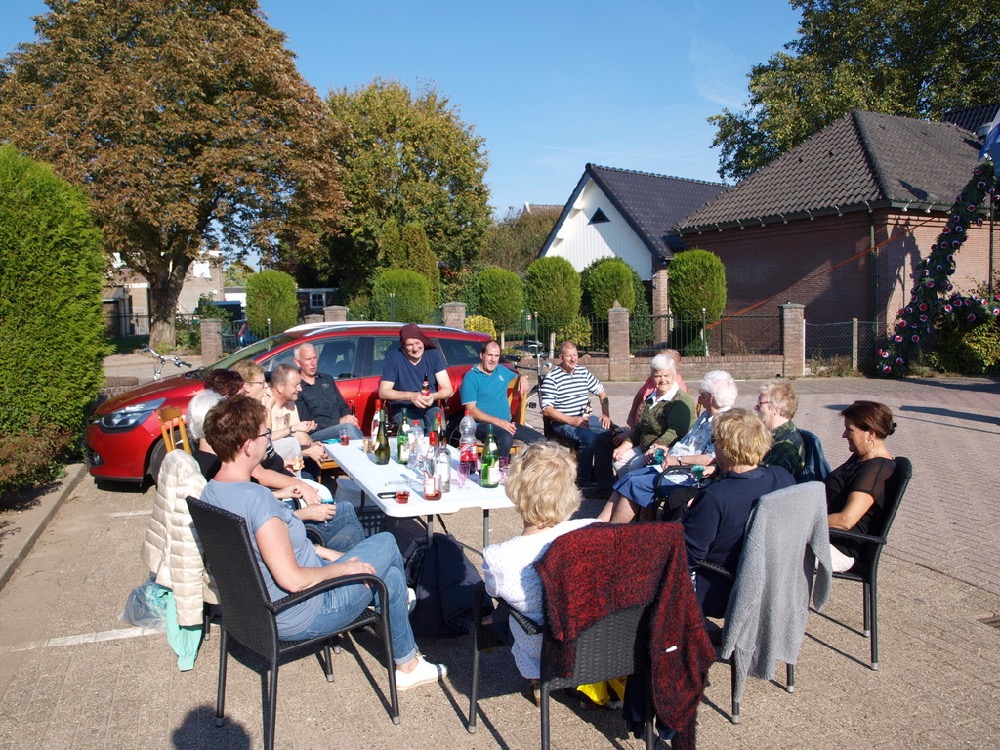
[675,109,998,334]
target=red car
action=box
[86,322,503,484]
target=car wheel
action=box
[147,439,167,486]
[445,412,463,448]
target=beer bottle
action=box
[374,401,390,465]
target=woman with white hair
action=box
[597,370,737,524]
[611,353,696,476]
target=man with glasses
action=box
[755,381,805,478]
[293,343,363,442]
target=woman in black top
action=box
[826,400,896,572]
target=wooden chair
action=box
[186,497,398,750]
[158,406,191,454]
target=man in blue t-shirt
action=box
[460,340,544,459]
[379,323,454,431]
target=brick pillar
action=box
[199,318,223,364]
[303,313,323,325]
[780,303,805,377]
[324,305,349,322]
[607,304,630,381]
[652,268,670,345]
[441,301,466,329]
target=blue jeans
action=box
[307,501,365,552]
[310,422,364,442]
[392,405,443,434]
[552,416,615,488]
[475,422,545,459]
[283,531,417,665]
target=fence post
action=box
[651,268,670,344]
[267,318,272,337]
[303,313,323,325]
[701,308,708,356]
[608,304,630,381]
[851,318,859,371]
[779,303,806,377]
[199,317,223,364]
[441,301,466,329]
[324,305,349,322]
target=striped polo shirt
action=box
[540,365,605,416]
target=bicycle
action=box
[508,340,553,418]
[141,344,193,380]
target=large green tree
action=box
[710,0,1000,181]
[317,79,491,292]
[0,0,344,348]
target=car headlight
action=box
[96,398,166,430]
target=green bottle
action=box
[480,425,500,488]
[374,402,390,465]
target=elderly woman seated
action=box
[754,381,805,477]
[683,408,796,617]
[611,353,695,477]
[200,395,446,690]
[826,400,897,572]
[188,389,363,553]
[597,370,737,524]
[482,441,596,704]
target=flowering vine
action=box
[877,159,1000,376]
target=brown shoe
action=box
[524,679,541,707]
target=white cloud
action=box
[688,34,750,110]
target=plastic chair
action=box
[158,406,191,454]
[829,456,912,670]
[186,497,399,750]
[696,481,832,723]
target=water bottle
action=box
[435,443,451,493]
[459,410,478,475]
[407,420,423,471]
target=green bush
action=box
[581,258,635,315]
[0,145,107,494]
[931,318,1000,375]
[630,272,653,350]
[245,270,299,337]
[524,256,581,334]
[669,249,727,321]
[468,267,523,332]
[556,315,593,350]
[371,269,433,323]
[464,314,497,339]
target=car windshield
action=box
[201,333,297,372]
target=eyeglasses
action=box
[258,429,272,445]
[754,399,770,410]
[250,380,266,386]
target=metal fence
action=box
[632,313,781,356]
[805,320,881,371]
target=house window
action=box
[310,293,324,309]
[590,208,610,224]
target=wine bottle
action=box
[374,402,390,465]
[480,425,500,488]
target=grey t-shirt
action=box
[200,479,323,637]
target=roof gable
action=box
[585,164,728,258]
[678,110,984,232]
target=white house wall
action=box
[544,178,654,280]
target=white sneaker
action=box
[395,655,447,691]
[407,587,417,614]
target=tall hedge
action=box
[469,267,523,332]
[372,269,433,323]
[245,270,299,337]
[581,257,635,315]
[524,256,581,332]
[668,249,727,322]
[0,145,107,492]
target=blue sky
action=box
[0,0,802,217]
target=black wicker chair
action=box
[186,497,399,750]
[829,456,912,670]
[467,582,654,749]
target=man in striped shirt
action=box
[540,341,615,493]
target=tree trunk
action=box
[146,255,192,350]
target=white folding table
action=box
[323,441,513,548]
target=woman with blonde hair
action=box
[684,408,795,617]
[482,441,596,696]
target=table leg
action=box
[482,508,490,549]
[425,514,435,546]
